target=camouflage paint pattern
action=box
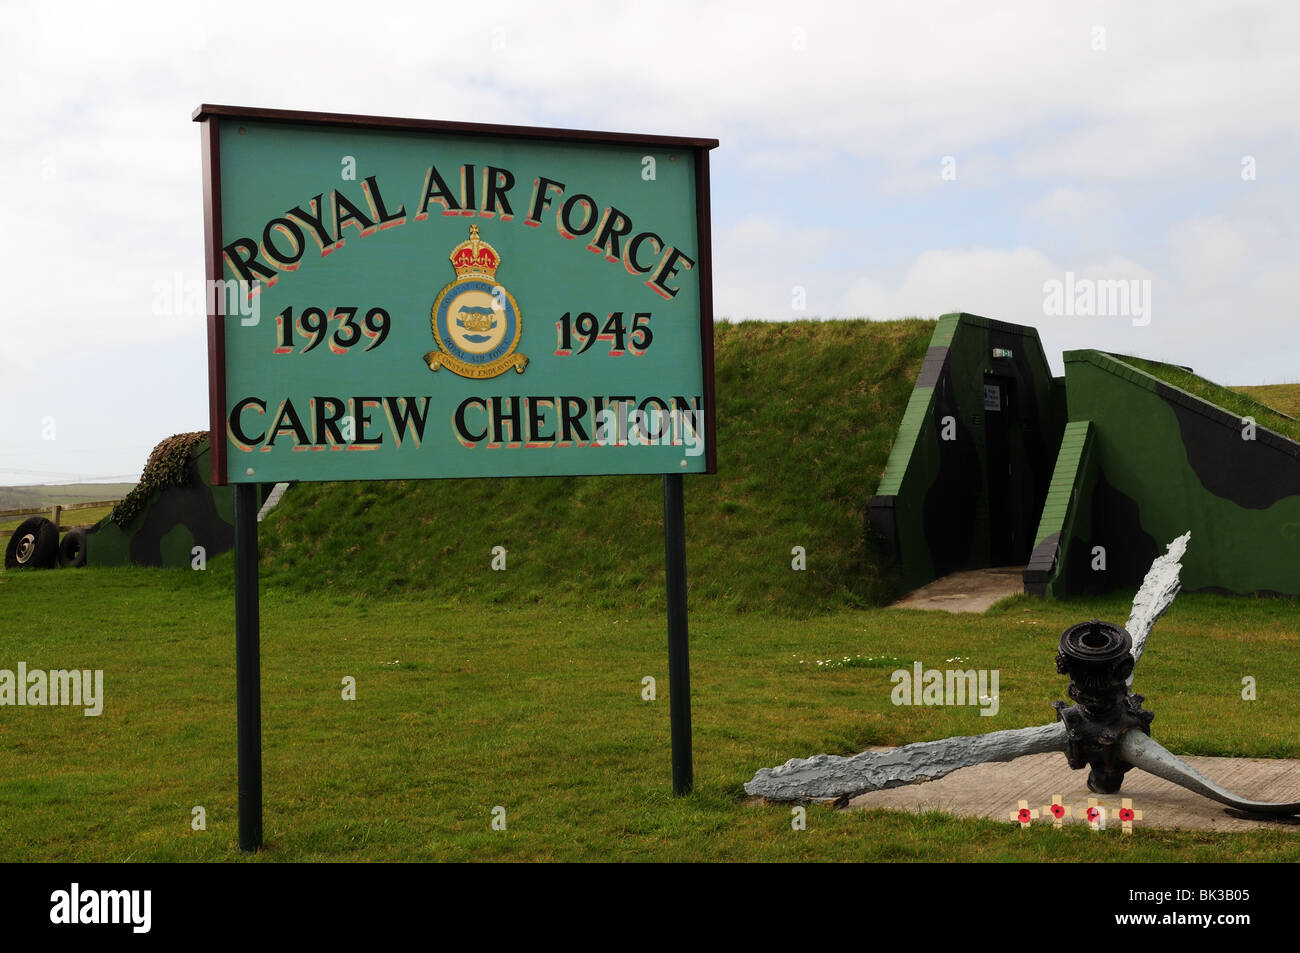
[85,440,239,569]
[1032,351,1300,597]
[869,313,1065,591]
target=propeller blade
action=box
[745,721,1067,802]
[1120,730,1300,815]
[1125,531,1190,682]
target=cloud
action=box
[1024,187,1116,226]
[836,246,1062,321]
[1167,216,1253,291]
[1,0,1298,481]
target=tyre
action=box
[58,527,88,568]
[4,517,59,569]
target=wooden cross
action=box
[1042,795,1072,828]
[1009,799,1039,828]
[1118,798,1143,835]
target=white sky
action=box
[0,0,1296,484]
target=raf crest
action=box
[424,225,528,379]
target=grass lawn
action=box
[1,566,1297,862]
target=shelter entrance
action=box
[983,374,1020,565]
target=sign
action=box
[197,105,718,485]
[196,106,716,850]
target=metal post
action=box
[662,472,693,795]
[234,482,263,851]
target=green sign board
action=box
[196,105,718,485]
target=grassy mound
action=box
[257,319,934,615]
[1113,355,1300,442]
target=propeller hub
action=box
[1053,620,1154,793]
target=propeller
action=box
[745,532,1300,816]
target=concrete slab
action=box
[889,566,1026,614]
[845,749,1300,831]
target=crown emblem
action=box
[449,225,500,279]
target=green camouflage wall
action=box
[1040,351,1300,596]
[1024,420,1100,597]
[86,441,237,569]
[869,312,1065,590]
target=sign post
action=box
[196,105,717,851]
[232,483,262,852]
[662,472,693,795]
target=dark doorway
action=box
[983,374,1018,565]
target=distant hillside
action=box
[0,487,40,509]
[257,319,934,614]
[0,483,135,510]
[1234,383,1300,420]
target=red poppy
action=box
[1087,807,1101,822]
[1017,808,1032,823]
[1051,804,1065,818]
[1119,808,1135,821]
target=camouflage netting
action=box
[111,432,208,527]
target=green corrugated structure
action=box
[872,314,1300,599]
